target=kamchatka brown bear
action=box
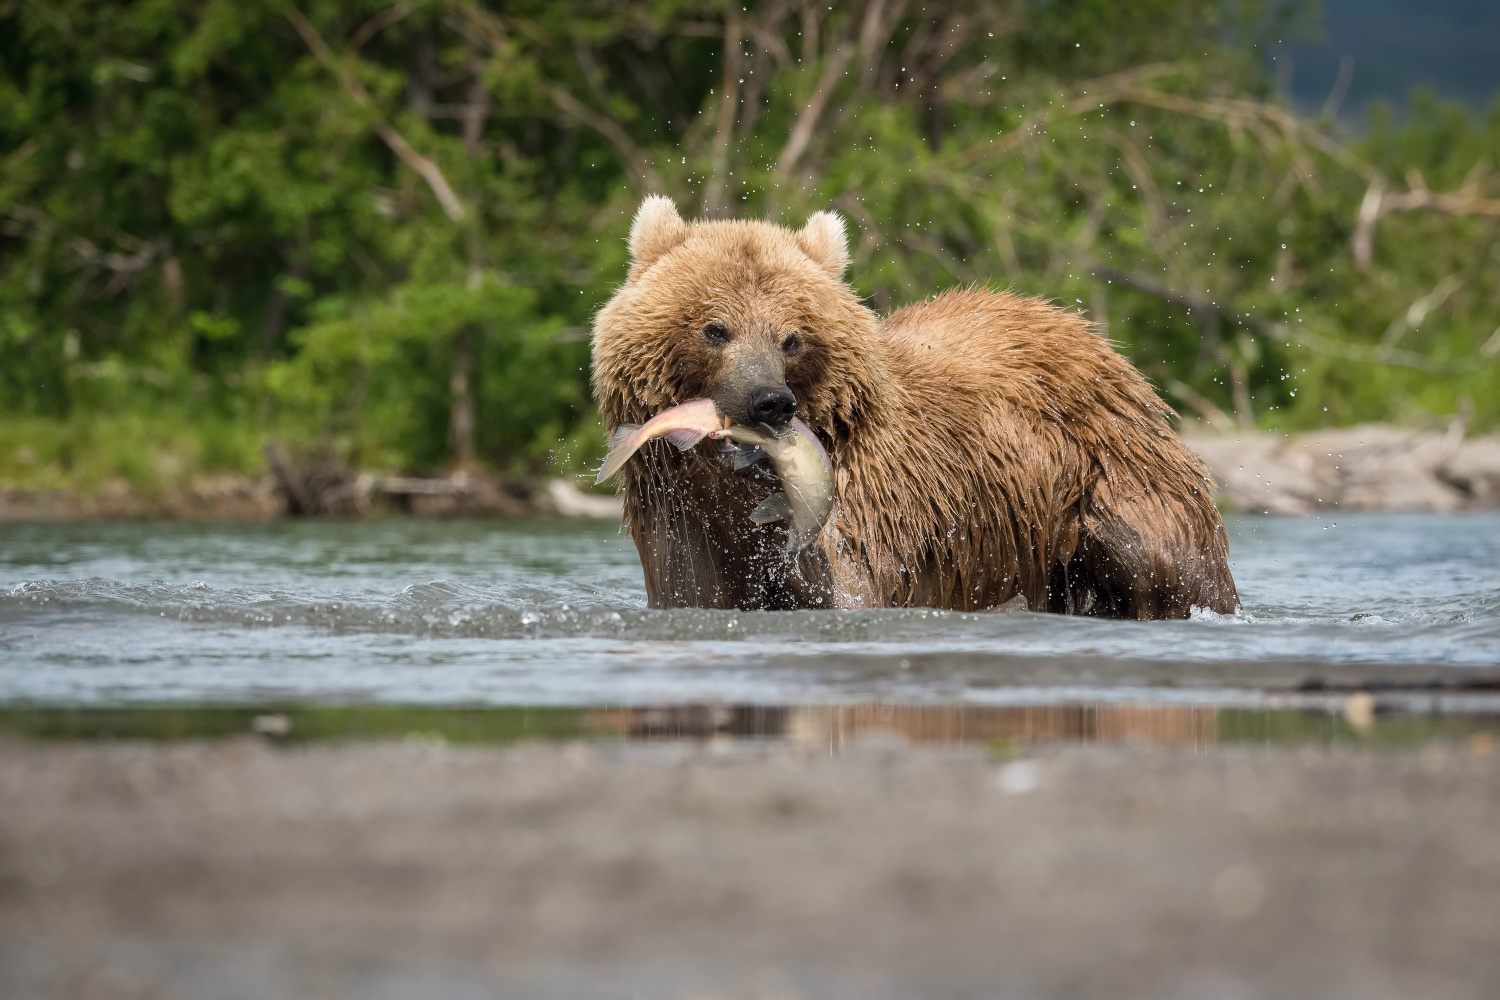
[591,196,1238,619]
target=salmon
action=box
[596,399,834,550]
[594,398,724,483]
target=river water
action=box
[1,514,1497,707]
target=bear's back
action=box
[827,285,1234,616]
[878,287,1145,417]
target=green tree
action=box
[2,1,1497,497]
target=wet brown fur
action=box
[592,199,1238,619]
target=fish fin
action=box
[750,491,792,525]
[662,428,708,451]
[727,444,766,471]
[594,424,641,485]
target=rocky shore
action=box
[0,472,622,521]
[1185,426,1500,515]
[4,426,1498,521]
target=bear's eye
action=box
[782,331,803,355]
[702,320,730,345]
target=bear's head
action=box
[592,197,879,435]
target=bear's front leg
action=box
[623,444,832,610]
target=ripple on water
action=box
[0,513,1497,705]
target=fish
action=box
[594,397,724,484]
[596,398,834,550]
[714,419,833,550]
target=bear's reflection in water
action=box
[586,702,1494,750]
[590,703,1220,748]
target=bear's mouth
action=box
[595,397,834,551]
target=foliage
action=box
[1,0,1498,495]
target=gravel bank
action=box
[3,736,1498,999]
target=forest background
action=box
[2,0,1499,500]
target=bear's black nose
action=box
[747,385,797,426]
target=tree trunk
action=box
[450,330,476,468]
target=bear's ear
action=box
[627,195,689,278]
[795,210,849,279]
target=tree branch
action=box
[348,0,419,54]
[1352,176,1385,267]
[703,7,743,216]
[459,68,489,160]
[540,83,663,194]
[735,1,793,142]
[1088,265,1274,338]
[1352,171,1500,267]
[1166,379,1238,433]
[1120,87,1372,181]
[1094,265,1473,373]
[774,42,855,181]
[954,63,1187,166]
[286,8,467,222]
[954,67,1370,192]
[451,4,661,196]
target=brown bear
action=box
[591,196,1238,619]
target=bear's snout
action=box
[746,385,797,427]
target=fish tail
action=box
[595,424,641,484]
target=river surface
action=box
[1,514,1497,707]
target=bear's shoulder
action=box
[881,287,1094,353]
[874,286,1129,403]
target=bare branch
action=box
[1120,87,1374,181]
[1096,129,1166,237]
[4,137,39,169]
[736,1,794,142]
[854,0,900,92]
[746,6,793,67]
[817,0,905,140]
[452,5,661,196]
[460,67,489,160]
[1295,331,1450,372]
[1353,172,1500,267]
[348,0,419,54]
[371,124,467,221]
[1096,264,1475,374]
[1352,176,1384,267]
[1167,380,1238,433]
[703,8,743,216]
[799,3,822,64]
[1320,54,1354,119]
[954,64,1188,166]
[1088,265,1273,338]
[937,59,1003,102]
[991,194,1022,277]
[287,8,366,97]
[673,21,727,38]
[1381,173,1500,217]
[452,4,506,49]
[957,66,1373,197]
[1458,157,1491,196]
[541,83,664,194]
[287,8,467,222]
[67,232,164,299]
[1380,275,1462,349]
[774,43,855,180]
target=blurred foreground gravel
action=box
[2,736,1498,999]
